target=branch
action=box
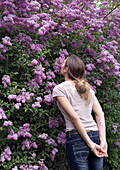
[103,3,120,20]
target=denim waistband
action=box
[66,129,98,137]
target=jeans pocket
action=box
[73,142,89,162]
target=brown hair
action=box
[64,54,90,105]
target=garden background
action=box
[0,0,120,169]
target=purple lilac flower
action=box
[20,164,39,170]
[2,75,10,88]
[32,102,41,108]
[12,166,18,170]
[44,82,58,93]
[0,44,8,52]
[14,103,21,109]
[86,63,95,71]
[32,153,36,158]
[57,131,66,145]
[2,36,12,46]
[38,133,48,140]
[7,123,32,140]
[7,128,18,140]
[30,44,43,52]
[38,159,48,170]
[45,138,58,147]
[112,124,119,133]
[21,139,38,150]
[98,35,105,42]
[29,64,46,88]
[115,141,120,148]
[8,94,17,100]
[50,148,58,161]
[30,59,38,66]
[32,96,42,108]
[0,146,12,162]
[0,108,7,119]
[46,70,55,80]
[53,49,68,74]
[3,121,13,126]
[0,52,6,60]
[94,79,102,86]
[49,117,59,128]
[44,93,53,105]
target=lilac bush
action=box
[0,0,120,169]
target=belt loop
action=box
[68,132,71,138]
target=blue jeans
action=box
[66,131,103,170]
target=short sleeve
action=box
[90,88,95,95]
[52,85,66,98]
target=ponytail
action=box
[74,80,90,105]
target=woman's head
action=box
[61,54,90,105]
[62,54,85,80]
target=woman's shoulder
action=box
[53,81,72,93]
[55,81,71,88]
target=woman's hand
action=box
[92,143,108,157]
[100,141,108,157]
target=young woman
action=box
[52,54,108,170]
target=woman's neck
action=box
[64,76,72,82]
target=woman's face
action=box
[60,58,68,76]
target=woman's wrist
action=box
[87,141,95,150]
[91,143,96,151]
[100,139,107,144]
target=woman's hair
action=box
[64,54,90,105]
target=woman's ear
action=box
[64,67,68,73]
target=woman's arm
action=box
[56,96,107,157]
[92,95,108,156]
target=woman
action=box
[52,54,108,170]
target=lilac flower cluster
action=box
[30,44,43,53]
[44,81,57,94]
[38,133,48,140]
[28,64,46,90]
[114,141,120,148]
[44,93,53,105]
[2,75,10,88]
[0,107,7,119]
[12,159,48,170]
[7,123,32,140]
[20,165,39,170]
[8,89,34,109]
[112,124,119,133]
[56,131,66,145]
[0,146,12,162]
[38,20,57,36]
[3,120,13,126]
[53,49,69,74]
[46,70,55,80]
[49,117,59,129]
[86,63,96,71]
[32,96,42,108]
[0,44,8,53]
[22,139,38,150]
[50,148,58,161]
[2,36,12,46]
[0,52,6,60]
[30,59,38,66]
[45,138,58,147]
[38,159,48,170]
[14,33,32,46]
[94,79,102,86]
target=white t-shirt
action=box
[52,81,98,132]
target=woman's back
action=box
[53,81,98,132]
